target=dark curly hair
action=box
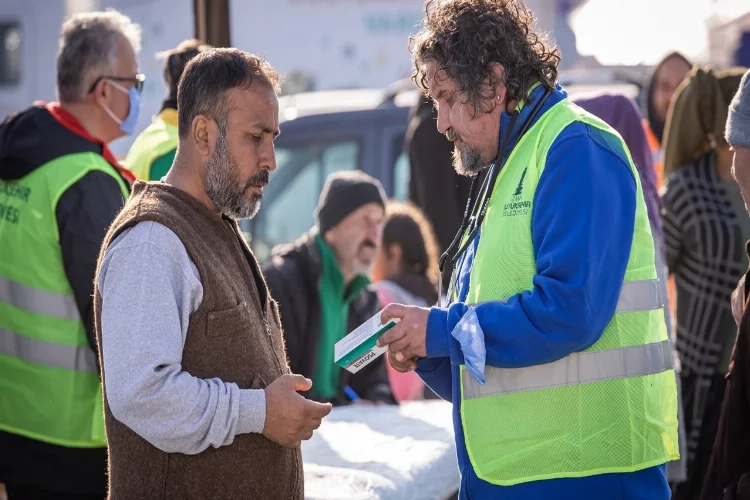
[410,0,561,113]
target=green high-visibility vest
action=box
[457,98,680,485]
[0,152,129,448]
[125,109,179,181]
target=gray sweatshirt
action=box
[97,221,266,454]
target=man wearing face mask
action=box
[263,171,397,407]
[0,9,140,500]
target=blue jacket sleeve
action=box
[425,124,637,368]
[415,357,453,401]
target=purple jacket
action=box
[574,94,664,248]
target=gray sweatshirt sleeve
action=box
[98,221,266,454]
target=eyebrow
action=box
[249,123,280,138]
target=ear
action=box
[192,114,216,158]
[323,229,336,247]
[489,63,507,105]
[92,79,109,106]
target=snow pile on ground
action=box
[303,400,458,500]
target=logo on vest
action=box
[503,167,531,217]
[0,180,30,225]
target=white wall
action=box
[229,0,425,91]
[0,0,65,122]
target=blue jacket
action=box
[417,85,670,500]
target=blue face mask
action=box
[103,79,141,136]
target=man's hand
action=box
[263,374,332,448]
[387,351,418,373]
[377,303,429,365]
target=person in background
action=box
[126,39,211,181]
[406,96,478,292]
[377,1,679,498]
[0,10,140,499]
[574,93,687,485]
[643,53,694,392]
[263,171,396,406]
[700,67,750,500]
[661,66,749,500]
[371,200,440,402]
[643,51,693,187]
[95,48,330,499]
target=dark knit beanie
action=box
[315,171,387,235]
[727,69,750,150]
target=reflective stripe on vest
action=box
[0,276,81,321]
[614,279,662,313]
[0,327,97,373]
[490,278,663,312]
[463,339,673,399]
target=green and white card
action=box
[334,310,397,373]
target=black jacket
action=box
[0,105,128,494]
[262,231,395,406]
[701,256,750,500]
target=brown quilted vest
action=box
[93,181,303,499]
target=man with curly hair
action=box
[377,1,680,498]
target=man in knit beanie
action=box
[700,67,750,500]
[263,171,396,406]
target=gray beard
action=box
[205,133,261,220]
[452,143,485,177]
[351,257,372,277]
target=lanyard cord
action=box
[437,89,553,301]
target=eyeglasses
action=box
[88,73,145,94]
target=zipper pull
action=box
[264,319,271,337]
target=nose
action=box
[260,141,277,172]
[436,106,451,135]
[368,224,382,244]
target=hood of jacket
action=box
[0,105,101,181]
[642,52,693,145]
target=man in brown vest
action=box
[93,48,331,499]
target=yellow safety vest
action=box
[125,109,178,181]
[458,98,680,485]
[0,152,128,447]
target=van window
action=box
[250,139,360,259]
[0,22,21,86]
[391,132,410,201]
[392,152,409,201]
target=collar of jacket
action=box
[46,102,135,183]
[158,108,178,127]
